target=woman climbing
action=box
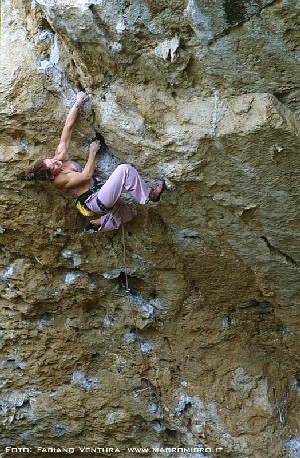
[25,92,165,232]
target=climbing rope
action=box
[120,224,209,445]
[121,223,152,393]
[120,224,184,414]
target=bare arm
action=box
[54,141,101,190]
[54,92,89,162]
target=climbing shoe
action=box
[148,179,165,202]
[84,221,99,232]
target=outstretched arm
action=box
[54,91,89,162]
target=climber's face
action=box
[44,159,63,176]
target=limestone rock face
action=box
[1,0,300,457]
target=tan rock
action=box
[1,1,300,457]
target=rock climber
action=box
[25,92,165,232]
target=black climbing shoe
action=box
[84,221,99,232]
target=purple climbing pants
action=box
[85,164,151,232]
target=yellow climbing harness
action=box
[75,200,98,218]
